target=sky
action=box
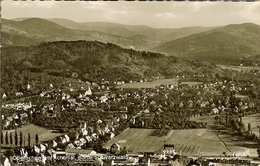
[2,1,260,28]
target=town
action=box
[2,2,260,165]
[1,68,260,165]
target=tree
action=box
[15,130,18,146]
[5,131,8,145]
[257,148,260,158]
[248,123,251,132]
[4,149,15,158]
[28,133,31,147]
[24,135,26,147]
[9,133,13,146]
[1,131,3,144]
[214,116,219,126]
[35,133,39,145]
[19,131,23,147]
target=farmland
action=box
[118,78,201,88]
[242,113,260,136]
[104,128,258,157]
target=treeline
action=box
[1,130,39,148]
[150,128,171,137]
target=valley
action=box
[1,14,260,166]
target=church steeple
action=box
[27,81,31,91]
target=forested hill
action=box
[154,23,260,65]
[1,18,147,49]
[2,18,215,50]
[1,40,221,95]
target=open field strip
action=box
[242,113,260,136]
[217,65,260,72]
[118,78,202,89]
[190,115,217,126]
[104,128,258,157]
[119,79,178,89]
[191,113,260,157]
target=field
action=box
[190,115,217,126]
[217,65,260,72]
[104,128,258,157]
[118,78,201,88]
[242,113,260,136]
[1,124,64,147]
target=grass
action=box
[190,115,217,126]
[118,78,201,89]
[1,123,64,147]
[242,113,260,136]
[217,65,260,72]
[104,128,259,157]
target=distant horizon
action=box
[3,17,260,30]
[2,1,260,29]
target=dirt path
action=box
[216,130,232,152]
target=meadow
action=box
[242,113,260,136]
[1,124,64,147]
[104,128,258,157]
[217,65,260,72]
[118,78,201,88]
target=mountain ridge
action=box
[2,17,216,50]
[3,17,260,65]
[154,23,260,65]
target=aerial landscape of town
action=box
[1,1,260,166]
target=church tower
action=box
[27,81,31,91]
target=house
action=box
[40,154,47,165]
[85,136,92,142]
[2,93,7,99]
[20,113,28,119]
[15,92,23,97]
[79,138,86,144]
[34,145,40,154]
[111,143,120,154]
[154,149,165,159]
[91,133,98,140]
[2,157,11,166]
[85,87,92,96]
[18,148,28,157]
[46,149,56,158]
[60,136,67,144]
[65,148,97,158]
[64,134,70,142]
[53,140,58,148]
[163,144,176,156]
[144,109,149,114]
[40,144,47,152]
[138,157,151,166]
[110,132,115,139]
[100,96,108,103]
[68,143,75,149]
[212,108,219,114]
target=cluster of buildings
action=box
[1,77,259,166]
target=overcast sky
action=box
[2,1,260,28]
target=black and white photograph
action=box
[1,1,260,166]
